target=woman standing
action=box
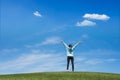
[61,40,81,72]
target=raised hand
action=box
[77,41,82,44]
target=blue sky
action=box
[0,0,120,74]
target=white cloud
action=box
[41,37,61,45]
[76,20,96,27]
[33,11,42,17]
[25,37,61,48]
[0,48,119,74]
[105,59,117,62]
[83,13,110,20]
[75,57,86,62]
[25,43,41,48]
[81,34,88,39]
[85,59,103,65]
[0,50,66,74]
[0,48,18,55]
[85,58,117,65]
[0,53,44,70]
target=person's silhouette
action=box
[61,40,81,72]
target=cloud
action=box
[33,11,42,17]
[0,47,119,74]
[75,57,86,63]
[81,34,88,39]
[25,43,41,48]
[0,48,18,55]
[76,20,96,27]
[41,37,61,45]
[105,59,117,62]
[25,36,61,48]
[76,13,110,27]
[85,59,103,65]
[83,13,110,20]
[0,50,65,74]
[85,58,117,65]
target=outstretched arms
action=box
[61,40,68,48]
[61,40,82,49]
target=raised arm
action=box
[61,40,68,48]
[72,41,82,49]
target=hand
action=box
[78,41,82,44]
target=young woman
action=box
[61,40,81,72]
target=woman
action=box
[61,40,81,72]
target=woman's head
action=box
[68,44,73,48]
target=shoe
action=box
[66,70,69,72]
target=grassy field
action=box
[0,72,120,80]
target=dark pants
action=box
[67,56,74,71]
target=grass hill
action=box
[0,72,120,80]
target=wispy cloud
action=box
[41,37,61,45]
[0,49,65,74]
[85,59,103,65]
[81,34,88,39]
[85,58,117,65]
[105,59,117,62]
[76,20,96,27]
[0,48,119,74]
[75,57,86,63]
[25,36,61,48]
[83,13,110,20]
[33,11,42,17]
[0,48,18,55]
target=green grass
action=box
[0,72,120,80]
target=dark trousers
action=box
[67,56,74,71]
